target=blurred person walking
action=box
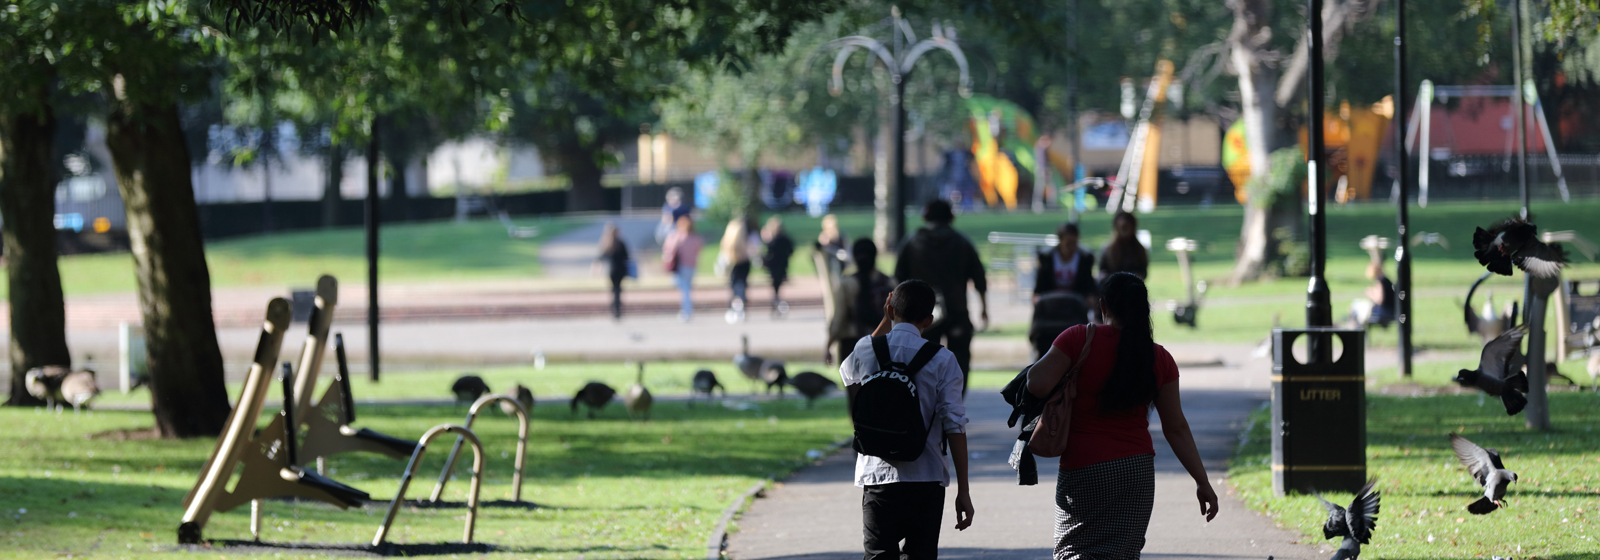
[826,238,897,365]
[761,216,795,316]
[1024,272,1218,558]
[814,213,850,278]
[657,187,692,243]
[895,200,988,394]
[594,222,633,320]
[720,217,760,322]
[1034,222,1097,302]
[662,215,704,322]
[1099,211,1149,280]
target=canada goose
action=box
[501,384,534,415]
[786,371,838,409]
[689,370,724,408]
[570,382,617,419]
[24,366,70,410]
[761,362,788,397]
[1465,272,1518,342]
[623,363,653,421]
[734,335,764,392]
[58,370,100,413]
[451,375,491,406]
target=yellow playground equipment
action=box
[1227,98,1393,205]
[966,95,1074,210]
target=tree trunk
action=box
[0,104,71,406]
[1228,0,1282,283]
[322,145,344,228]
[557,140,607,212]
[389,157,410,222]
[743,163,763,222]
[104,100,230,438]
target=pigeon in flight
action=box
[1473,218,1568,278]
[1315,479,1381,560]
[1453,325,1530,416]
[1450,434,1518,515]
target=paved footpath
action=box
[727,344,1341,560]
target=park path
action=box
[726,343,1345,560]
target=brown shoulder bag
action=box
[1026,324,1096,458]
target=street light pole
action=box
[1393,0,1413,377]
[365,116,381,383]
[820,7,971,249]
[1509,0,1551,430]
[1306,0,1333,351]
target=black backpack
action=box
[851,335,943,462]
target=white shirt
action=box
[839,322,968,487]
[1053,250,1082,287]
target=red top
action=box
[1050,324,1180,470]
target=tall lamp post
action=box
[819,6,971,249]
[1393,0,1413,377]
[1509,0,1552,431]
[1306,0,1333,349]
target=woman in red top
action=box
[1026,272,1217,559]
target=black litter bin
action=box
[1271,328,1366,495]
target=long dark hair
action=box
[1098,272,1158,412]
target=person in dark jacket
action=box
[1034,222,1097,302]
[761,215,795,315]
[595,222,631,319]
[1099,211,1149,280]
[895,199,988,394]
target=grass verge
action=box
[1230,392,1600,558]
[42,216,585,297]
[0,397,851,558]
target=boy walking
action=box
[840,280,974,559]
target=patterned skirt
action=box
[1053,453,1156,560]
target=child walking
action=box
[839,280,975,559]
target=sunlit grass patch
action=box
[0,395,851,558]
[1229,392,1600,558]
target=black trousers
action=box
[862,481,945,560]
[922,318,974,394]
[608,276,624,318]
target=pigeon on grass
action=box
[1450,433,1518,515]
[1453,326,1530,415]
[1315,479,1381,560]
[1473,218,1568,278]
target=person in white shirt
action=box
[840,279,974,559]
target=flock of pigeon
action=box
[449,334,840,423]
[1314,217,1577,559]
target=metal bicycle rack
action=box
[430,395,530,503]
[178,298,371,544]
[372,425,486,547]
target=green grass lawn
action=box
[0,396,851,558]
[38,216,586,297]
[1230,392,1600,558]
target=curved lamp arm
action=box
[901,37,973,98]
[821,36,898,96]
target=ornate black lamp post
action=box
[819,6,971,248]
[1307,0,1334,356]
[1394,0,1413,377]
